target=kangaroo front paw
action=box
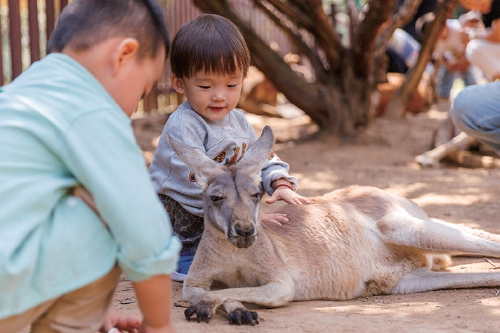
[184,300,215,323]
[227,307,259,326]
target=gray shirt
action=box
[150,101,297,217]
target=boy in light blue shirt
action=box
[0,1,180,332]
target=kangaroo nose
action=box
[235,225,255,238]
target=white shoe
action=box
[171,271,186,282]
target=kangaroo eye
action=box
[251,192,261,199]
[210,196,223,202]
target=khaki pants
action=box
[0,265,121,333]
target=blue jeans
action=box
[450,81,500,154]
[177,246,197,275]
[437,66,477,99]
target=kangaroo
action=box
[169,126,500,326]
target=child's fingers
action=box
[267,191,310,205]
[262,219,283,226]
[260,212,288,225]
[283,194,309,205]
[299,196,310,204]
[265,194,278,204]
[270,213,289,224]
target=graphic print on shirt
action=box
[226,147,240,166]
[214,151,226,163]
[189,171,196,182]
[236,143,247,163]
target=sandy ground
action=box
[116,99,500,333]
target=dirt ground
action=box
[115,99,500,333]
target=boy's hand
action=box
[100,307,141,333]
[266,186,310,205]
[259,211,289,226]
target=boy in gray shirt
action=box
[149,14,309,282]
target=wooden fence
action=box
[0,0,67,85]
[1,0,292,112]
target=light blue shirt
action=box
[0,54,180,319]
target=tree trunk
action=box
[325,83,371,136]
[192,0,446,138]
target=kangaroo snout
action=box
[230,221,257,248]
[235,224,255,238]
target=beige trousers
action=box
[0,265,121,333]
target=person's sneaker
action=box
[171,271,186,282]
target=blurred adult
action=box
[461,0,500,81]
[448,0,500,158]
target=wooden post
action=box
[8,0,22,80]
[28,0,40,63]
[0,2,4,86]
[46,0,55,41]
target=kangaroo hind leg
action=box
[377,209,500,258]
[430,218,500,244]
[392,268,500,294]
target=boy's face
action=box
[171,70,244,122]
[62,37,165,117]
[117,50,166,117]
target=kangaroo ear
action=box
[168,136,224,191]
[238,126,275,179]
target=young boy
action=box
[149,14,310,282]
[0,1,180,332]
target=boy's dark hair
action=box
[170,14,251,78]
[48,0,169,60]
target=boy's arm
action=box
[259,178,309,226]
[133,275,175,333]
[265,178,310,205]
[63,112,180,281]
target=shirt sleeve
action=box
[261,152,298,195]
[61,110,181,281]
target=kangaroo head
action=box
[169,126,275,248]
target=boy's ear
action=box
[171,75,185,94]
[113,38,139,76]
